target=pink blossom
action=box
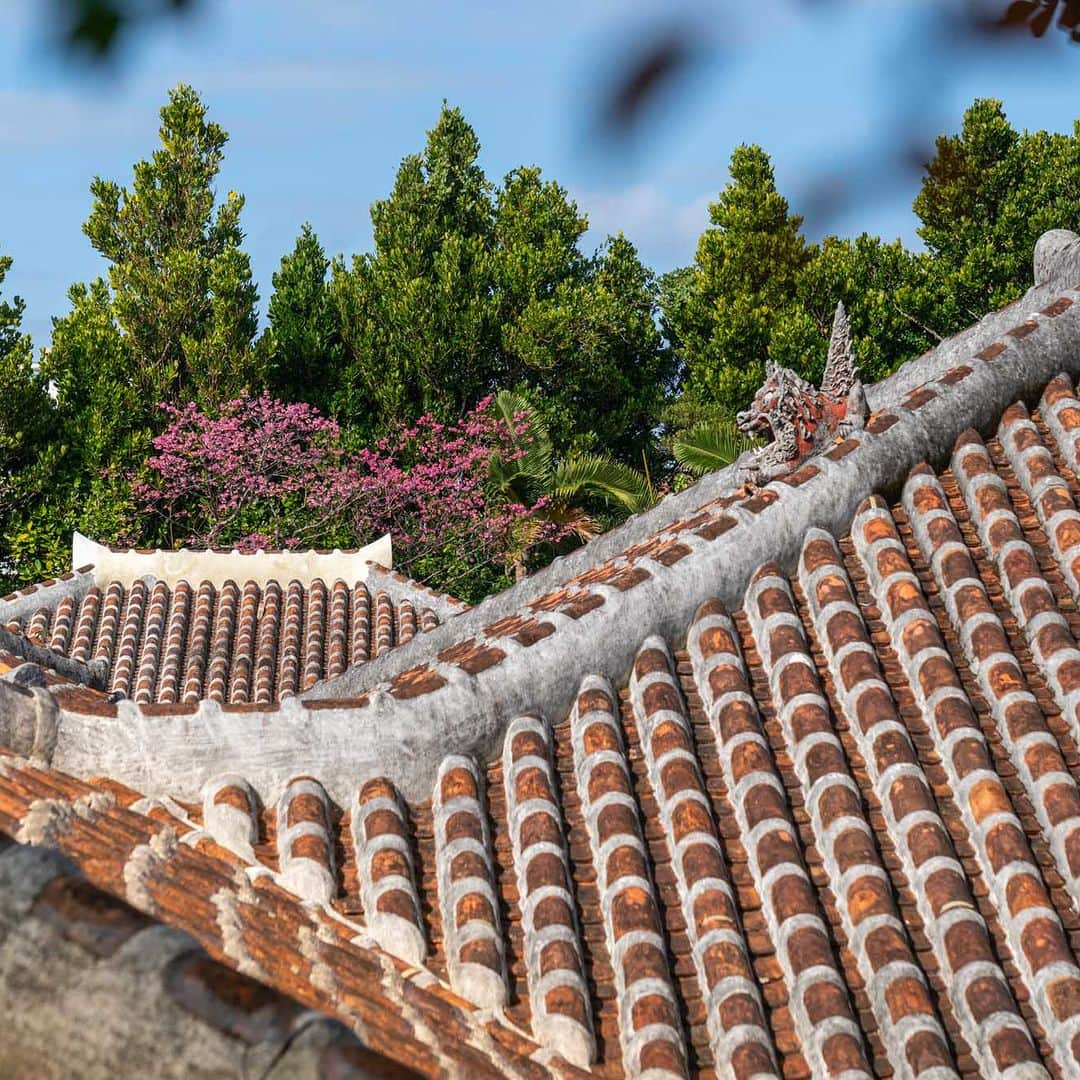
[133,392,569,595]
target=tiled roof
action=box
[0,838,402,1078]
[4,231,1080,1077]
[0,747,587,1078]
[73,377,1080,1075]
[1,572,449,704]
[8,367,1080,1073]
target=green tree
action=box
[914,99,1080,330]
[332,105,673,462]
[496,168,672,459]
[664,145,811,419]
[82,82,259,410]
[0,257,55,587]
[260,225,344,416]
[5,280,146,584]
[6,84,262,585]
[774,234,936,387]
[332,105,498,424]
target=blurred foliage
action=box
[52,0,197,58]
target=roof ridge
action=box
[70,530,394,588]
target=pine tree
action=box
[82,82,259,409]
[261,224,343,415]
[494,169,673,459]
[914,99,1080,328]
[331,105,498,423]
[663,144,811,417]
[0,256,55,587]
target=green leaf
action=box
[673,420,754,476]
[550,454,655,513]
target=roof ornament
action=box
[734,301,868,486]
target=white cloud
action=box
[575,183,711,271]
[0,89,145,146]
[175,58,441,98]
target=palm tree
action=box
[672,418,755,477]
[487,390,655,580]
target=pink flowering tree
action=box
[345,396,573,594]
[131,394,356,551]
[134,391,653,601]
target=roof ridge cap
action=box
[71,531,394,588]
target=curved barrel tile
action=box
[1041,373,1080,477]
[953,433,1080,755]
[799,529,1047,1076]
[686,601,874,1080]
[852,495,1080,1073]
[326,580,351,681]
[202,773,260,863]
[375,591,395,657]
[1001,402,1080,596]
[48,594,75,655]
[432,754,507,1009]
[904,467,1080,917]
[134,581,169,704]
[227,581,260,703]
[302,578,327,690]
[157,580,191,703]
[745,567,955,1079]
[26,606,50,646]
[628,637,778,1079]
[277,776,337,905]
[93,580,124,676]
[182,581,215,702]
[570,674,689,1079]
[70,585,101,664]
[111,579,146,697]
[351,776,426,966]
[398,600,417,645]
[205,580,239,703]
[502,714,595,1067]
[252,580,279,704]
[277,580,304,699]
[352,582,371,664]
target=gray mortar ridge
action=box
[14,230,1080,805]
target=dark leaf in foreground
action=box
[54,0,199,59]
[597,29,700,137]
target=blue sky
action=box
[3,0,1079,345]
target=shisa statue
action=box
[735,301,868,486]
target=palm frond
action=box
[673,420,754,477]
[550,454,655,514]
[489,388,552,492]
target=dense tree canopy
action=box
[331,106,674,460]
[2,92,1078,600]
[0,257,53,578]
[260,224,344,416]
[82,83,259,411]
[664,145,811,418]
[914,99,1080,331]
[660,99,1079,428]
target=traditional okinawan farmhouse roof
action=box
[0,531,463,705]
[4,228,1080,1077]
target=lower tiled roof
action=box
[3,577,440,703]
[10,372,1079,1077]
[0,751,586,1078]
[0,838,400,1078]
